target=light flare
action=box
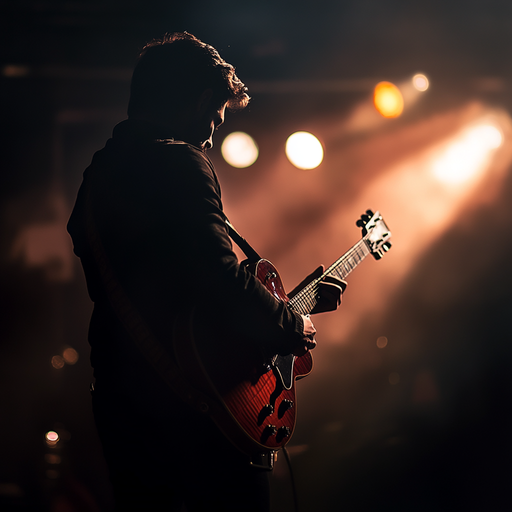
[412,74,429,92]
[285,132,324,169]
[51,355,65,369]
[221,132,259,168]
[432,124,503,184]
[373,81,404,118]
[62,347,79,365]
[45,431,59,446]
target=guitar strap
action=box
[225,218,262,264]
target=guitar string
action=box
[288,237,371,316]
[289,242,368,315]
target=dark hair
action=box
[127,32,249,118]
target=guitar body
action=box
[172,210,391,457]
[173,259,312,456]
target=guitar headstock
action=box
[356,210,392,260]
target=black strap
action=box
[225,219,261,263]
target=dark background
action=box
[1,1,512,511]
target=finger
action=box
[323,276,347,292]
[319,281,343,304]
[306,338,317,350]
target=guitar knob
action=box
[262,425,277,441]
[264,271,277,283]
[278,399,294,418]
[258,404,274,424]
[276,426,291,442]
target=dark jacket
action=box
[68,119,304,410]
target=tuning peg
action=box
[365,209,374,216]
[383,242,392,251]
[356,219,365,228]
[361,214,371,223]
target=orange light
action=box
[51,355,65,369]
[373,81,404,118]
[62,347,79,365]
[376,336,388,348]
[44,453,61,464]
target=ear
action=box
[196,88,214,114]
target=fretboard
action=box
[287,237,371,316]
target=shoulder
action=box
[153,140,220,190]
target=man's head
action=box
[127,32,249,148]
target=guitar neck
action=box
[287,237,371,316]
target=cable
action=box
[282,445,299,512]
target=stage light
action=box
[44,454,61,464]
[285,131,324,169]
[221,132,259,168]
[432,124,503,184]
[412,73,429,92]
[45,431,59,446]
[376,336,388,348]
[62,347,79,365]
[51,355,65,369]
[373,82,404,118]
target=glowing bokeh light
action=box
[285,132,324,169]
[221,132,259,168]
[432,124,503,184]
[62,347,79,365]
[44,454,62,464]
[45,431,59,446]
[376,336,388,349]
[373,82,404,118]
[412,73,429,92]
[51,355,65,369]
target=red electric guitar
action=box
[173,210,392,462]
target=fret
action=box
[288,236,372,315]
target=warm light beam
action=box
[432,124,503,184]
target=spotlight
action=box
[221,132,259,168]
[373,82,404,118]
[412,73,429,92]
[285,132,324,169]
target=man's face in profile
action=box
[195,102,226,151]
